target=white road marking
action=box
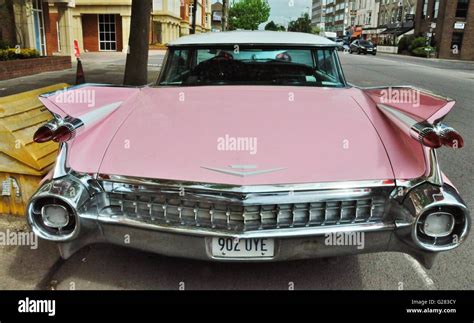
[403,254,436,290]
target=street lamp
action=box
[191,0,198,34]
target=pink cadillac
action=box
[28,31,470,268]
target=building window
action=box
[32,0,47,55]
[456,0,469,18]
[433,0,440,18]
[451,32,464,52]
[422,0,428,19]
[391,10,396,23]
[98,14,117,51]
[56,21,61,52]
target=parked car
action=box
[29,31,469,269]
[335,38,347,51]
[350,39,377,55]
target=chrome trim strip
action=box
[97,215,396,239]
[97,174,396,193]
[39,83,145,98]
[201,166,286,177]
[103,185,380,205]
[425,148,443,186]
[53,143,69,179]
[377,103,418,128]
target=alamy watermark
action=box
[54,87,96,108]
[380,87,420,108]
[217,135,258,155]
[325,231,365,250]
[18,297,55,316]
[0,229,38,250]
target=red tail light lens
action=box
[33,125,55,143]
[440,129,464,148]
[420,129,442,148]
[52,125,75,143]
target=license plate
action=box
[211,237,274,258]
[367,48,373,51]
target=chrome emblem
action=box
[201,165,285,177]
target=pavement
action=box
[0,52,473,290]
[0,216,59,290]
[0,50,166,97]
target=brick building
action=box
[188,0,211,34]
[415,0,474,60]
[5,0,211,58]
[0,0,16,46]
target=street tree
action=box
[264,21,286,31]
[312,25,321,35]
[123,0,152,86]
[287,13,313,34]
[228,0,271,31]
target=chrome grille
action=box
[100,182,390,232]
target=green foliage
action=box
[264,20,285,31]
[410,37,428,53]
[0,40,13,50]
[412,46,436,57]
[0,48,41,61]
[311,26,321,35]
[228,0,271,31]
[397,35,415,54]
[287,13,313,34]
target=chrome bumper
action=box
[56,217,437,268]
[26,173,470,269]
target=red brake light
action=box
[33,125,55,143]
[440,129,464,148]
[420,129,442,148]
[52,125,75,143]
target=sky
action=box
[260,0,312,28]
[213,0,312,29]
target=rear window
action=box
[158,46,345,88]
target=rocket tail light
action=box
[32,101,123,144]
[33,122,58,143]
[33,117,83,144]
[377,104,464,149]
[437,126,465,149]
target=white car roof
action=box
[168,31,336,47]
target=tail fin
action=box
[363,86,463,149]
